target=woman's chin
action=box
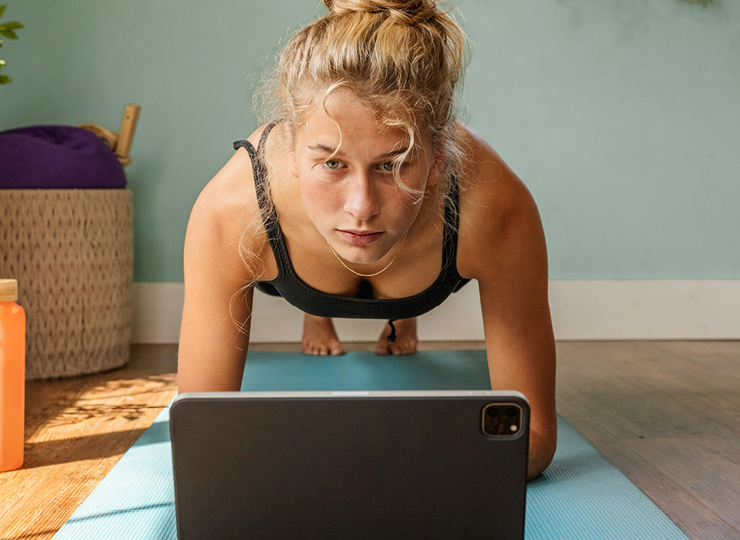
[337,250,384,267]
[332,244,388,267]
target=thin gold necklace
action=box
[327,231,408,277]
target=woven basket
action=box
[0,189,133,380]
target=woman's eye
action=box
[324,160,342,170]
[381,162,395,172]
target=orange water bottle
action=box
[0,279,25,472]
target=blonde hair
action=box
[233,0,470,334]
[256,0,469,203]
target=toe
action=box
[393,341,417,356]
[375,341,390,356]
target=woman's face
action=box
[290,90,441,266]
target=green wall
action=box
[1,0,738,281]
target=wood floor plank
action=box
[623,436,740,530]
[563,414,740,540]
[555,340,740,540]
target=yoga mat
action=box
[52,350,690,540]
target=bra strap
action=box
[232,121,281,239]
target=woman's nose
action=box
[343,174,380,221]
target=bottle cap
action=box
[0,279,18,302]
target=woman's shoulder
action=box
[184,124,274,280]
[457,123,535,216]
[455,123,544,279]
[196,121,281,227]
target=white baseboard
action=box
[132,280,740,344]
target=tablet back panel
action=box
[170,391,528,540]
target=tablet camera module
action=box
[482,404,522,436]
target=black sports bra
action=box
[233,121,470,324]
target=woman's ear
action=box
[427,154,444,186]
[425,129,446,186]
[289,151,299,178]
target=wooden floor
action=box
[1,341,739,540]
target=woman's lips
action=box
[337,230,384,245]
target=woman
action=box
[178,0,556,478]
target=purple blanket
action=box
[0,125,127,189]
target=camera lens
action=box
[486,407,502,418]
[504,406,519,418]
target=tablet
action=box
[170,390,529,540]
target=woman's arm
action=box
[178,147,265,393]
[477,193,557,479]
[459,129,557,479]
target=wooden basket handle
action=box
[79,104,141,167]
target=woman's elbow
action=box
[527,426,557,480]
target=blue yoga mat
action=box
[52,350,690,540]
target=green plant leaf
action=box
[0,74,11,84]
[0,21,23,30]
[0,6,6,19]
[0,28,18,39]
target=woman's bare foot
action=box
[302,314,345,356]
[375,318,418,356]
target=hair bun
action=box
[323,0,438,25]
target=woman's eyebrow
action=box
[308,144,338,154]
[307,144,410,159]
[378,148,410,159]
